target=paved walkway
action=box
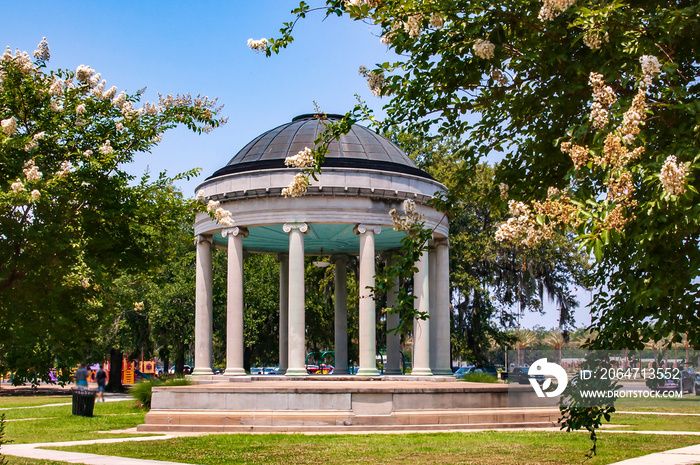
[610,444,700,464]
[2,435,201,465]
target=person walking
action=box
[75,364,89,389]
[95,364,107,402]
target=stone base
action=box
[139,379,558,433]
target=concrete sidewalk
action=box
[2,435,200,465]
[610,444,700,464]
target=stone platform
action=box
[138,379,560,433]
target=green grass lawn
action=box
[607,412,700,431]
[0,397,71,409]
[53,431,700,465]
[1,400,146,444]
[614,394,700,413]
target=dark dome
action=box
[208,114,431,180]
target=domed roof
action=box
[208,114,431,180]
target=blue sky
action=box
[1,1,591,330]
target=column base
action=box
[356,368,380,377]
[411,368,433,376]
[285,368,308,377]
[277,368,287,376]
[224,368,246,377]
[191,368,214,376]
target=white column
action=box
[333,254,349,375]
[385,255,402,375]
[412,248,432,376]
[284,223,308,377]
[428,245,438,372]
[277,253,289,375]
[355,224,381,377]
[434,238,453,375]
[192,235,214,376]
[223,227,248,377]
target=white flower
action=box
[99,140,113,155]
[196,190,206,201]
[23,160,42,181]
[473,39,495,59]
[112,91,126,109]
[583,31,602,50]
[33,131,46,141]
[24,140,38,151]
[57,160,72,177]
[1,117,17,136]
[75,64,95,83]
[133,301,144,312]
[10,180,24,193]
[30,189,40,201]
[247,38,269,52]
[206,199,220,213]
[115,121,125,132]
[640,55,661,88]
[2,46,12,62]
[430,13,444,28]
[49,79,63,96]
[390,199,423,231]
[103,86,118,100]
[50,100,63,112]
[359,66,385,97]
[84,149,94,157]
[282,173,308,197]
[538,0,576,21]
[284,147,314,169]
[76,103,86,115]
[404,14,424,38]
[499,183,509,200]
[215,207,234,226]
[33,37,50,61]
[660,155,687,196]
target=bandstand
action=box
[191,114,452,378]
[140,114,559,433]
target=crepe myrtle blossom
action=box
[389,199,424,231]
[196,190,206,201]
[215,207,234,226]
[247,38,269,52]
[660,155,688,196]
[30,189,40,201]
[538,0,576,21]
[282,173,308,197]
[32,37,50,61]
[1,117,17,136]
[285,147,314,169]
[473,39,495,59]
[23,160,42,182]
[10,180,25,193]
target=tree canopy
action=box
[262,0,700,349]
[0,39,226,382]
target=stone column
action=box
[223,227,248,377]
[412,248,432,376]
[277,253,289,375]
[428,245,438,372]
[384,255,402,375]
[192,235,214,376]
[284,223,308,377]
[433,238,453,375]
[332,254,349,375]
[354,224,381,377]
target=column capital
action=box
[222,227,249,238]
[354,224,382,235]
[434,237,450,247]
[195,234,213,245]
[283,222,309,234]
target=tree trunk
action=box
[105,348,125,393]
[174,345,185,375]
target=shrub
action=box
[129,377,192,410]
[459,372,498,383]
[0,413,10,465]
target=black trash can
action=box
[71,388,97,417]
